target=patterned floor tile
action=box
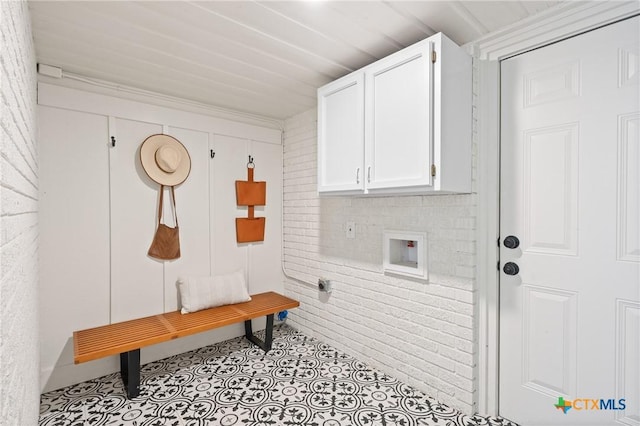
[39,325,518,426]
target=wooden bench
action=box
[73,291,299,398]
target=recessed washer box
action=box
[383,230,428,281]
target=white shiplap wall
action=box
[282,82,480,414]
[0,1,40,424]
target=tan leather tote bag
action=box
[148,185,181,260]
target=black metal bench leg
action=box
[120,349,140,399]
[264,314,274,351]
[244,314,274,352]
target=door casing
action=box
[471,1,640,416]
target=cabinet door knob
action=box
[356,168,360,184]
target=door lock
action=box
[503,262,520,276]
[503,235,520,249]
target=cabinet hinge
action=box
[431,164,436,177]
[432,50,437,63]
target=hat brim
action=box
[140,134,191,186]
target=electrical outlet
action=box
[318,278,332,292]
[346,221,356,239]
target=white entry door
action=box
[500,16,639,426]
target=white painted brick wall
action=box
[1,1,40,425]
[283,64,480,414]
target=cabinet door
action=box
[210,136,284,296]
[111,122,212,319]
[163,126,211,312]
[317,73,364,193]
[38,106,111,383]
[110,118,165,323]
[365,41,433,191]
[211,134,250,275]
[246,141,283,296]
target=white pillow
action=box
[177,270,251,314]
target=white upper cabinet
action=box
[317,33,471,195]
[317,73,364,192]
[366,42,433,192]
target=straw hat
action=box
[140,134,191,186]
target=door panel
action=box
[616,300,640,425]
[247,141,284,296]
[523,124,579,256]
[210,134,249,276]
[521,285,577,397]
[163,126,211,312]
[523,61,581,107]
[38,106,110,384]
[500,16,640,425]
[618,113,640,262]
[110,118,164,323]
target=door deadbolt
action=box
[503,235,520,249]
[503,262,520,276]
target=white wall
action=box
[0,1,40,425]
[37,82,284,393]
[283,104,478,414]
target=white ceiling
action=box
[29,1,562,121]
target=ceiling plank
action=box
[257,1,404,64]
[449,2,490,37]
[33,32,310,119]
[325,1,433,48]
[388,1,485,44]
[31,4,318,101]
[196,1,378,70]
[185,1,356,77]
[29,0,559,120]
[460,1,530,33]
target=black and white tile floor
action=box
[40,325,518,426]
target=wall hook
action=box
[111,136,116,147]
[210,150,215,159]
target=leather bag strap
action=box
[157,185,178,226]
[158,184,164,222]
[170,185,178,227]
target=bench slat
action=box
[74,291,299,364]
